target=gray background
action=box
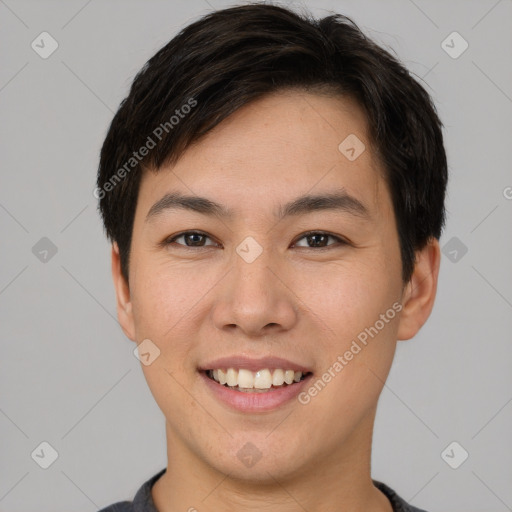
[1,0,511,511]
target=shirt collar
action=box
[132,468,428,512]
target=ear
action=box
[397,237,441,341]
[111,242,136,342]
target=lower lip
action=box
[199,371,313,412]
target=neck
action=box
[152,407,393,512]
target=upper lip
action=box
[198,356,313,373]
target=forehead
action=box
[137,90,387,221]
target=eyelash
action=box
[163,230,349,250]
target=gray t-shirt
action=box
[98,468,429,512]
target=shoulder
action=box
[98,468,166,512]
[373,480,430,512]
[97,502,134,512]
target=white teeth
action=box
[254,369,272,389]
[284,370,295,385]
[226,368,238,387]
[217,369,227,385]
[238,369,254,388]
[272,369,285,386]
[208,368,306,389]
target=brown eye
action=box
[165,231,218,248]
[293,231,347,249]
[163,230,348,250]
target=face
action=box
[112,90,439,483]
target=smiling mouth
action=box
[203,368,312,393]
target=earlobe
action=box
[396,238,441,341]
[111,242,136,341]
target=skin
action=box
[111,89,440,512]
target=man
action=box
[96,3,447,511]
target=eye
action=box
[293,231,348,249]
[163,230,348,250]
[164,231,218,248]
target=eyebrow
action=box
[145,189,370,223]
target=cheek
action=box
[130,265,206,377]
[296,268,399,433]
[301,260,393,335]
[300,260,400,387]
[131,262,198,332]
[133,269,202,413]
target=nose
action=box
[211,246,299,338]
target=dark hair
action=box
[96,2,448,285]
